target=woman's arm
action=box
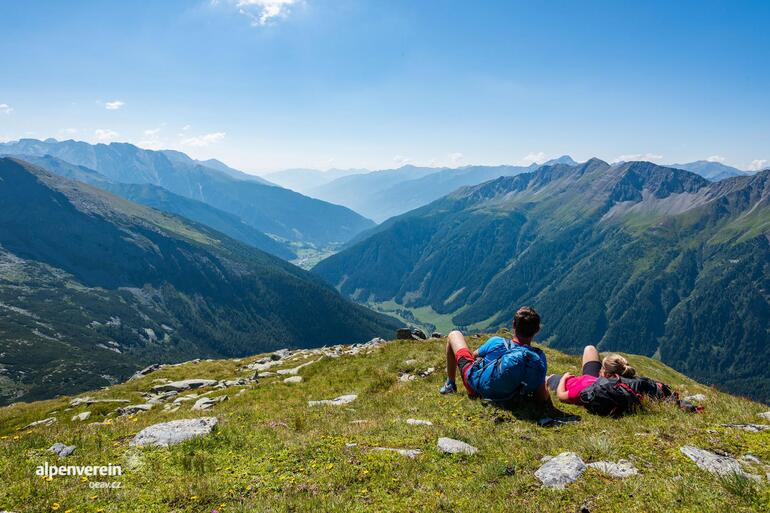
[556,373,572,402]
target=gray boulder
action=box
[130,417,219,447]
[71,411,91,422]
[69,397,130,407]
[117,404,153,416]
[757,411,770,421]
[24,417,57,429]
[217,378,249,388]
[437,437,478,455]
[587,460,638,478]
[48,443,76,458]
[535,452,587,488]
[396,327,427,340]
[191,395,228,411]
[680,446,760,480]
[272,348,291,360]
[283,376,303,384]
[128,364,163,381]
[683,393,707,402]
[406,418,433,426]
[308,394,357,407]
[372,447,422,459]
[246,359,281,372]
[151,379,217,393]
[721,423,770,432]
[276,359,319,376]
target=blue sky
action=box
[1,0,768,173]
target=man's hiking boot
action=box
[439,380,457,394]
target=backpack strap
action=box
[616,381,643,402]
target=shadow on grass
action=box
[480,397,582,426]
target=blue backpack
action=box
[470,340,547,402]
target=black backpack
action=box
[625,376,673,400]
[579,376,673,416]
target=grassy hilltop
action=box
[0,335,768,513]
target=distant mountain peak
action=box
[543,155,578,166]
[668,160,748,181]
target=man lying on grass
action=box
[440,306,549,404]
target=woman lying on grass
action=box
[546,345,634,405]
[546,345,698,416]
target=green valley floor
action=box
[1,335,769,512]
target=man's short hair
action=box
[513,306,540,339]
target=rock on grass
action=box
[587,460,638,478]
[48,443,76,458]
[535,452,587,488]
[130,417,219,447]
[308,394,357,407]
[151,379,217,393]
[680,446,760,480]
[437,437,478,455]
[372,447,422,459]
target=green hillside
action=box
[0,335,768,512]
[314,161,770,402]
[0,158,397,405]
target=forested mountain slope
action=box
[0,158,397,405]
[315,159,770,401]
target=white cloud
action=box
[613,153,663,163]
[449,152,465,166]
[94,129,119,141]
[520,152,547,165]
[182,124,191,131]
[0,103,13,114]
[181,131,226,147]
[144,127,162,137]
[706,155,726,163]
[105,100,125,111]
[393,155,411,166]
[748,159,768,172]
[216,0,298,26]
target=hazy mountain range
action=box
[301,156,577,223]
[315,159,770,401]
[0,157,398,404]
[270,156,751,224]
[668,160,750,181]
[0,139,375,248]
[264,167,369,194]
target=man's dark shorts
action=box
[547,360,602,391]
